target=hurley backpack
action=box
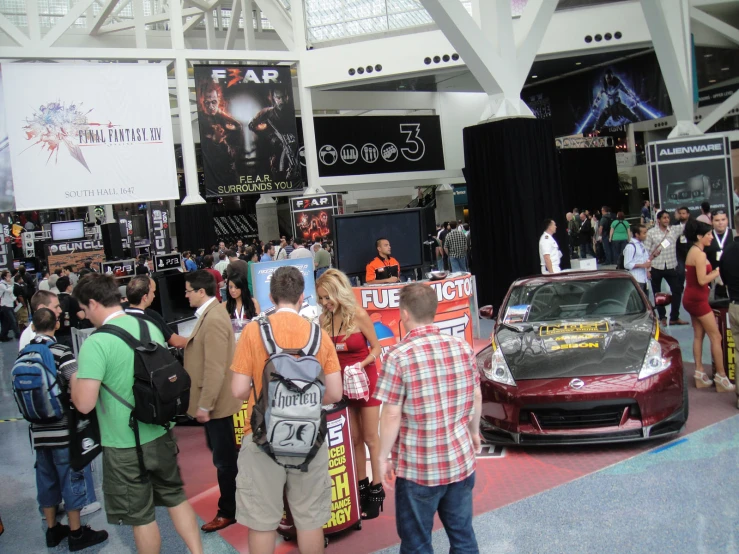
[251,316,326,472]
[12,340,65,423]
[93,317,191,481]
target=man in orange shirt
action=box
[231,266,342,554]
[365,238,400,284]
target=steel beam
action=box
[223,0,241,49]
[0,13,30,46]
[89,0,121,35]
[515,0,557,88]
[691,6,739,45]
[699,88,739,132]
[41,0,96,47]
[253,0,294,50]
[0,47,299,61]
[96,7,203,34]
[26,0,41,42]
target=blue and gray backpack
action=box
[12,341,65,423]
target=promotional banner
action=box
[194,65,303,196]
[291,194,342,243]
[523,52,671,138]
[45,239,105,272]
[251,258,318,321]
[1,63,178,210]
[354,274,476,359]
[296,115,445,178]
[147,201,171,256]
[714,307,736,383]
[0,221,12,271]
[0,66,15,212]
[648,134,734,218]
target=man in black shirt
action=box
[675,206,692,280]
[717,231,739,410]
[55,276,85,349]
[600,206,614,265]
[135,255,150,276]
[705,210,731,299]
[124,276,188,348]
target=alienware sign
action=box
[648,134,734,219]
[297,116,445,178]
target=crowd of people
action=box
[7,235,482,553]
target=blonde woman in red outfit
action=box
[316,269,385,519]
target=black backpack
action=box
[616,243,636,270]
[93,318,191,482]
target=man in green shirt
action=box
[314,242,331,279]
[71,273,203,554]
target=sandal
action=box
[714,374,736,393]
[694,371,713,389]
[361,483,385,520]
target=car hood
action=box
[494,314,654,380]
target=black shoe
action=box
[68,525,109,552]
[358,477,370,506]
[46,523,70,547]
[361,483,385,520]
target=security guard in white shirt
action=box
[539,219,562,274]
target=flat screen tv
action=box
[334,209,423,278]
[51,220,85,241]
[150,271,195,323]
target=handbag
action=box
[68,403,102,471]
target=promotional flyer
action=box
[194,65,303,196]
[1,63,178,210]
[290,194,342,243]
[251,258,318,320]
[648,134,734,218]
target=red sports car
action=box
[478,270,687,445]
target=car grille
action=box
[526,403,633,430]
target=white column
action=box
[434,184,455,224]
[104,205,114,224]
[256,196,279,241]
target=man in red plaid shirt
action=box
[375,284,481,554]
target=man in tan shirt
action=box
[231,266,342,554]
[183,270,242,533]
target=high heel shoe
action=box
[714,374,736,393]
[361,483,385,520]
[358,477,370,507]
[694,371,713,389]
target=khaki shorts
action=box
[102,432,187,526]
[236,434,331,532]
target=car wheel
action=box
[681,368,689,423]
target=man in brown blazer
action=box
[183,270,242,533]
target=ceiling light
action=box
[531,75,538,79]
[575,62,582,66]
[709,79,717,83]
[704,54,713,58]
[721,67,730,71]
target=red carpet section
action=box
[175,362,737,553]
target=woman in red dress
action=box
[316,269,385,519]
[683,220,735,392]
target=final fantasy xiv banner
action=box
[194,65,303,197]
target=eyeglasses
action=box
[185,287,200,295]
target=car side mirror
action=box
[654,293,672,307]
[480,305,495,319]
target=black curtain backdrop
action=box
[558,147,622,214]
[463,118,569,310]
[175,203,217,254]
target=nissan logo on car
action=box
[569,378,585,390]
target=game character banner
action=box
[523,52,671,138]
[1,63,178,211]
[194,65,303,197]
[291,194,342,243]
[251,258,318,321]
[648,134,734,219]
[45,240,105,272]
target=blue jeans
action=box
[437,259,445,271]
[36,447,88,511]
[450,257,468,273]
[395,473,479,554]
[602,235,613,264]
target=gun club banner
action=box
[1,63,178,210]
[45,239,105,272]
[194,65,303,197]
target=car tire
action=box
[681,368,689,423]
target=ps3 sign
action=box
[154,253,182,271]
[49,240,104,254]
[101,259,135,275]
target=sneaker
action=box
[68,525,109,552]
[46,523,70,547]
[80,501,102,517]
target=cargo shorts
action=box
[102,432,187,527]
[236,434,332,532]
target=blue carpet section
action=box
[380,415,739,554]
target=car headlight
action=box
[480,345,517,387]
[638,338,670,380]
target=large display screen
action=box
[334,209,423,277]
[51,220,85,241]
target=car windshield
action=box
[502,278,646,323]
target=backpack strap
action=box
[259,316,321,358]
[94,321,157,353]
[258,316,281,356]
[302,322,321,357]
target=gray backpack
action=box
[251,316,326,472]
